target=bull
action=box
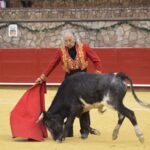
[37,72,150,143]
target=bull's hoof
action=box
[112,134,118,140]
[90,128,101,136]
[112,129,119,140]
[98,106,107,114]
[62,137,65,141]
[135,131,144,144]
[138,135,144,144]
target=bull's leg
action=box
[64,124,73,137]
[118,105,144,143]
[112,113,125,140]
[62,104,82,140]
[62,114,76,140]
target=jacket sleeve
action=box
[42,49,61,77]
[84,43,102,72]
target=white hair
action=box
[61,30,81,47]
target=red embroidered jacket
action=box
[43,43,102,77]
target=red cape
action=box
[10,83,48,141]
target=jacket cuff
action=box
[40,74,47,81]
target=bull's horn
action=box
[36,112,44,123]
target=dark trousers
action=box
[79,112,90,135]
[66,112,90,137]
[65,69,90,136]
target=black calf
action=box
[37,72,150,143]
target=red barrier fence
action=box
[0,48,150,85]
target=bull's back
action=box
[62,73,115,102]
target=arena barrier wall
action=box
[0,48,150,86]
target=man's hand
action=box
[35,74,46,84]
[95,70,101,74]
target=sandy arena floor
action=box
[0,85,150,150]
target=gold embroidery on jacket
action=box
[61,44,88,72]
[61,47,69,72]
[78,44,88,70]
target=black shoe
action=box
[81,133,88,139]
[89,128,101,135]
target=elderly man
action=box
[36,30,103,139]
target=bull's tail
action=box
[116,72,150,108]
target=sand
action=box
[0,86,150,150]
